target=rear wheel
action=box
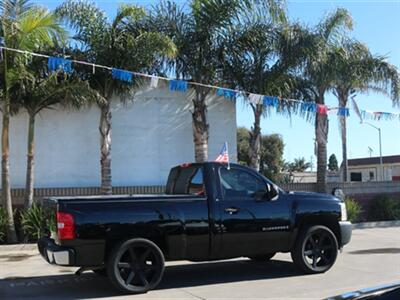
[291,225,338,274]
[248,253,276,262]
[107,238,165,293]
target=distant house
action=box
[347,155,400,182]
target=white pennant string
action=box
[248,93,263,105]
[150,77,159,88]
[0,45,399,122]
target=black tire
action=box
[291,225,338,274]
[248,253,276,262]
[107,238,165,294]
[92,268,107,277]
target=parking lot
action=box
[1,226,399,300]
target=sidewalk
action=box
[0,243,37,252]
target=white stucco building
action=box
[6,83,237,188]
[347,155,400,182]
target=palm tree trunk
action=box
[1,48,18,243]
[339,95,348,182]
[24,113,35,209]
[192,87,209,162]
[315,96,329,193]
[249,104,262,171]
[99,102,112,195]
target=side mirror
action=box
[332,187,345,201]
[268,184,279,200]
[253,189,268,201]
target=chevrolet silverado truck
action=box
[38,162,352,294]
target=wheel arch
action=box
[292,215,341,249]
[103,235,169,264]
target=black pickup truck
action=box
[38,162,352,293]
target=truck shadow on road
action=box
[1,259,302,299]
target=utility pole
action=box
[361,122,383,181]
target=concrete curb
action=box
[0,243,37,252]
[353,220,400,229]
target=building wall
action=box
[5,84,237,188]
[287,171,340,183]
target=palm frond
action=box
[318,8,353,44]
[16,7,67,49]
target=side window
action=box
[220,167,266,200]
[188,168,205,195]
[172,166,205,195]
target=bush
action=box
[345,198,362,223]
[0,207,7,243]
[367,195,400,221]
[20,203,48,242]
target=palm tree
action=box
[330,39,399,181]
[221,15,309,171]
[149,0,285,163]
[300,8,353,192]
[11,59,94,209]
[0,0,66,242]
[56,0,176,195]
[284,157,311,172]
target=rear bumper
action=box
[339,221,352,246]
[38,237,75,266]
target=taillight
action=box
[57,212,75,240]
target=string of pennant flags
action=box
[1,45,399,121]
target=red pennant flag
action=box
[317,104,328,115]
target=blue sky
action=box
[33,0,400,168]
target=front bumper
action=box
[339,221,352,246]
[38,237,75,266]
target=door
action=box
[216,165,291,258]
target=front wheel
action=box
[107,238,165,294]
[248,253,276,262]
[291,225,338,274]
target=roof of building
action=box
[348,155,400,166]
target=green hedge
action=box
[0,203,55,243]
[20,203,48,242]
[0,207,7,243]
[345,197,362,223]
[367,195,400,221]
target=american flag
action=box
[215,142,229,163]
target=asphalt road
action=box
[1,227,399,300]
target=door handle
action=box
[224,207,239,214]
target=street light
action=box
[360,122,383,181]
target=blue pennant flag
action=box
[169,80,188,92]
[337,107,350,117]
[216,88,237,100]
[381,112,393,120]
[111,68,133,83]
[263,96,279,108]
[48,57,72,73]
[300,102,317,114]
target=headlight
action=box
[340,202,347,221]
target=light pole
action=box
[361,122,383,181]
